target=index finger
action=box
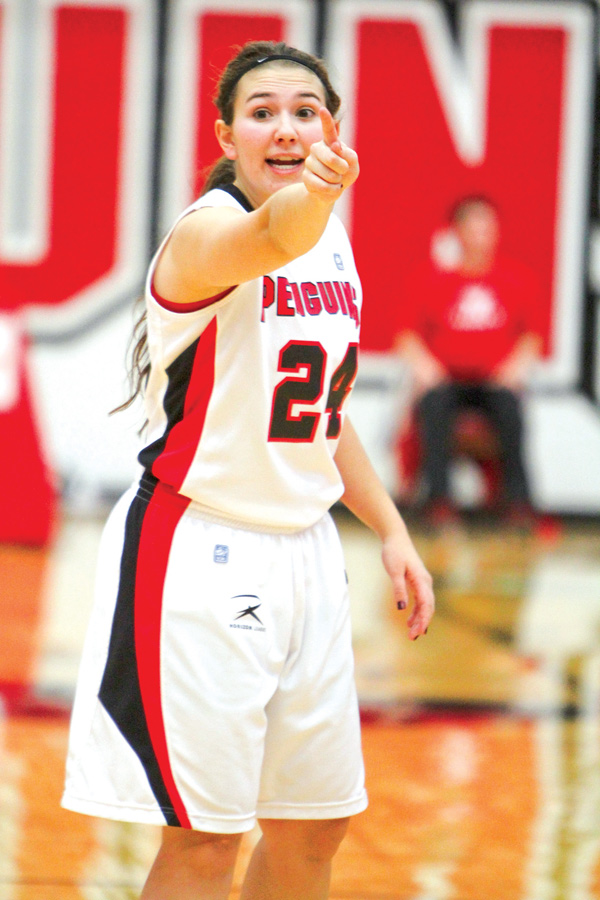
[319,107,341,154]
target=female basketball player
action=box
[62,41,435,899]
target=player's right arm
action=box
[154,108,358,305]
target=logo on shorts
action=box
[213,544,229,564]
[229,595,266,633]
[333,253,344,270]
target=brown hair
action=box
[202,41,340,193]
[114,41,340,420]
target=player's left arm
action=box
[334,417,434,640]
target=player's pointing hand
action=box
[320,106,342,155]
[303,107,359,199]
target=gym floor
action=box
[2,507,600,899]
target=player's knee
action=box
[159,828,242,878]
[261,817,350,864]
[306,817,350,861]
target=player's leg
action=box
[141,826,243,900]
[247,519,364,898]
[240,817,350,900]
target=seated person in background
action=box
[396,195,542,525]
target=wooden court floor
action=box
[2,508,600,899]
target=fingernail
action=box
[397,600,407,610]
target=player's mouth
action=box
[266,156,304,173]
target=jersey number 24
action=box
[269,342,358,443]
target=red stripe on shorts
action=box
[135,483,192,829]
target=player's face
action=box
[455,203,500,257]
[219,64,327,208]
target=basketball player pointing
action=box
[63,41,434,900]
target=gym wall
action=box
[1,0,599,542]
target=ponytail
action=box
[109,297,149,422]
[200,156,236,195]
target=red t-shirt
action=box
[401,257,542,380]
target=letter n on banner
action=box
[327,0,595,389]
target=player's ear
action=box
[215,119,237,160]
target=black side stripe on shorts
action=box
[98,483,187,828]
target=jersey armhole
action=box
[150,275,236,313]
[148,187,249,313]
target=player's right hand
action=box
[303,107,359,199]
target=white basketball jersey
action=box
[139,185,362,531]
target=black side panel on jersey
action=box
[137,337,200,473]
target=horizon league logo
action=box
[229,595,266,633]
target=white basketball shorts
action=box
[62,481,367,833]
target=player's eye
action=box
[253,108,272,120]
[296,106,317,119]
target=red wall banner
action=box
[0,0,155,543]
[0,6,127,312]
[327,0,595,388]
[0,0,598,540]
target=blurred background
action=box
[2,1,600,898]
[2,0,599,532]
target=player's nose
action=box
[274,111,298,141]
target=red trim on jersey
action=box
[151,275,235,313]
[153,318,218,490]
[135,482,192,829]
